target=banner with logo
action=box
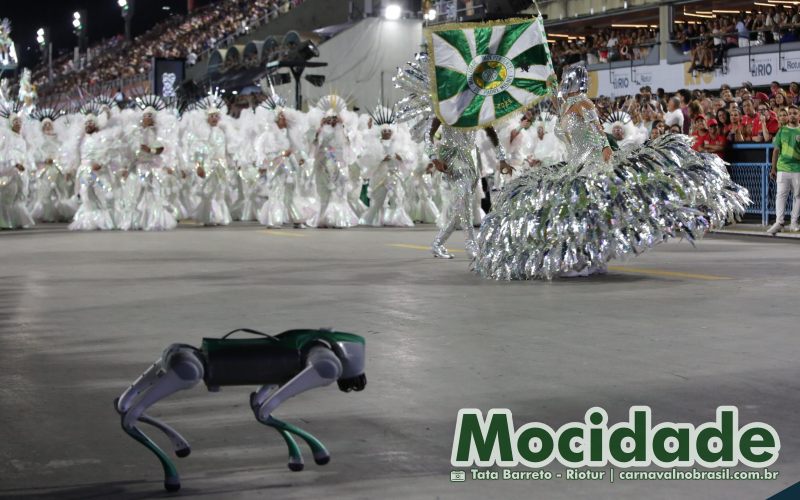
[425,17,554,130]
[589,49,800,97]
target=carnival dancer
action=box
[69,111,118,230]
[0,110,35,229]
[359,106,415,227]
[184,97,232,226]
[473,62,750,280]
[407,146,441,224]
[529,111,565,168]
[395,52,511,259]
[308,96,359,228]
[119,96,179,231]
[29,108,77,222]
[255,95,306,227]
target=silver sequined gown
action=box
[473,95,750,280]
[431,127,480,251]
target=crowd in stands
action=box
[550,6,800,73]
[585,80,800,161]
[674,9,800,73]
[31,0,300,98]
[550,27,659,70]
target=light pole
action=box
[36,27,52,82]
[72,10,87,53]
[118,0,135,43]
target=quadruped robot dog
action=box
[115,328,367,491]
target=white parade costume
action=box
[29,113,77,222]
[359,107,414,227]
[0,114,35,229]
[255,106,305,227]
[184,102,232,226]
[120,101,179,231]
[69,114,118,231]
[308,96,359,228]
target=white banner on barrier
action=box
[588,50,800,97]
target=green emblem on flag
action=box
[425,17,555,129]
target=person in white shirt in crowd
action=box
[664,97,685,131]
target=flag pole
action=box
[532,0,542,17]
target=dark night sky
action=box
[4,0,217,68]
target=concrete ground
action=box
[0,223,797,500]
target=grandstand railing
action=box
[195,0,305,66]
[42,74,150,108]
[668,25,800,66]
[729,143,782,226]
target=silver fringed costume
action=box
[394,54,479,258]
[472,63,751,280]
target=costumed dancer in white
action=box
[359,105,414,227]
[407,144,441,224]
[308,96,359,228]
[29,108,77,222]
[603,110,648,149]
[120,96,179,230]
[0,109,35,229]
[69,110,118,230]
[529,111,565,168]
[185,97,232,226]
[256,94,307,228]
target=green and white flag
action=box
[425,16,554,129]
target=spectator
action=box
[728,107,747,142]
[704,119,729,161]
[650,120,666,139]
[678,89,692,133]
[789,82,800,103]
[740,99,763,141]
[774,91,789,108]
[736,15,750,47]
[716,108,732,135]
[770,81,782,98]
[758,102,781,141]
[664,97,684,131]
[777,107,790,126]
[691,116,710,152]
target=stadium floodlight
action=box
[385,4,402,20]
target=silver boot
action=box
[432,243,454,259]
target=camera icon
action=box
[450,470,466,482]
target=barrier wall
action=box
[588,43,800,97]
[729,143,790,226]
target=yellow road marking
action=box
[387,243,465,253]
[262,230,309,238]
[606,266,731,281]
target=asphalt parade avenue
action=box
[0,223,797,499]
